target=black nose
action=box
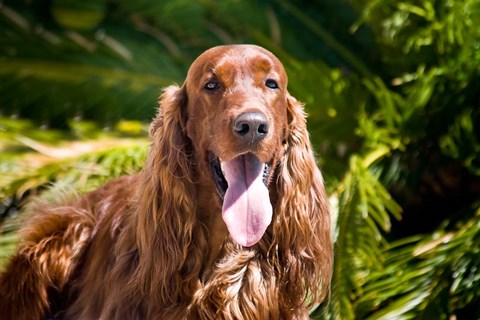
[233,112,269,143]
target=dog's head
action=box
[149,44,328,251]
[184,45,289,246]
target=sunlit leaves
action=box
[0,142,147,200]
[319,152,402,320]
[356,206,480,319]
[0,117,148,199]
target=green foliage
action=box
[1,0,480,319]
[439,109,480,175]
[0,118,148,195]
[356,205,480,319]
[320,152,402,319]
[0,142,147,199]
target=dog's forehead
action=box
[187,45,286,81]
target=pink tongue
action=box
[222,154,272,247]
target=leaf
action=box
[317,150,402,319]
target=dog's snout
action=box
[233,112,269,142]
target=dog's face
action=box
[184,45,289,247]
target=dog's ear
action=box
[134,84,204,309]
[149,85,187,137]
[273,93,333,307]
[148,85,191,180]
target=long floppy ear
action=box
[134,85,203,311]
[273,93,333,308]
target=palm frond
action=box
[315,148,402,319]
[356,205,480,319]
[0,117,148,203]
[0,140,147,200]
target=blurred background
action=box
[1,0,479,318]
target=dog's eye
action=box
[204,80,220,91]
[265,79,279,89]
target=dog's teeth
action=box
[220,161,226,176]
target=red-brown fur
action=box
[0,45,332,319]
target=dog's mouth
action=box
[209,151,273,247]
[209,152,271,200]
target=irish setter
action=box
[0,45,332,319]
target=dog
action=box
[0,44,332,319]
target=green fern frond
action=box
[0,141,148,199]
[356,206,480,319]
[317,149,402,319]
